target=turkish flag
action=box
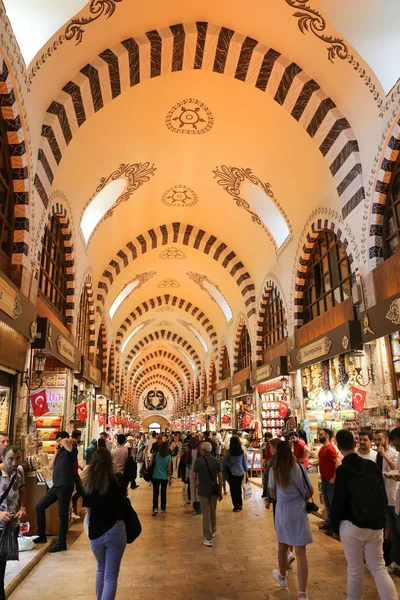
[222,413,230,424]
[109,415,116,427]
[30,390,49,418]
[352,387,367,413]
[209,416,216,425]
[242,411,253,427]
[98,413,106,427]
[122,417,127,425]
[76,402,88,421]
[117,417,123,426]
[279,401,289,418]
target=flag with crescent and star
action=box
[30,390,49,418]
[76,401,88,421]
[352,387,367,413]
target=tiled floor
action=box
[8,481,400,600]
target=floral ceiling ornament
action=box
[213,165,292,255]
[284,0,383,113]
[166,99,213,135]
[157,321,172,327]
[159,247,186,260]
[161,185,198,207]
[158,278,180,288]
[156,306,175,313]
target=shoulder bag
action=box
[123,496,142,544]
[203,457,221,497]
[143,453,155,482]
[298,465,319,513]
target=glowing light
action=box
[109,279,140,319]
[81,179,126,243]
[203,280,232,322]
[121,324,144,353]
[187,324,208,353]
[242,181,290,248]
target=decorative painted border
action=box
[186,270,234,323]
[34,21,364,220]
[135,373,179,402]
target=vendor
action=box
[289,430,310,469]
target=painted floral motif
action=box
[166,99,213,135]
[162,185,198,207]
[159,247,186,260]
[158,279,180,288]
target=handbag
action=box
[123,497,142,544]
[297,465,319,513]
[243,475,252,501]
[203,457,221,497]
[142,454,155,482]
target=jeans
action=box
[199,495,218,540]
[152,478,168,510]
[339,520,398,600]
[386,506,400,564]
[229,474,243,509]
[321,479,335,528]
[36,484,74,543]
[90,521,127,600]
[172,455,179,477]
[72,474,83,505]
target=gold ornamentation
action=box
[56,335,62,354]
[30,321,37,342]
[363,313,375,335]
[342,335,350,350]
[387,299,400,325]
[166,99,213,135]
[159,247,186,260]
[186,271,233,318]
[13,295,22,318]
[156,306,175,313]
[158,279,180,288]
[162,185,198,207]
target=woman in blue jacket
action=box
[222,436,249,512]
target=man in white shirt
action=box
[374,429,400,572]
[356,430,377,462]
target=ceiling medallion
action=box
[159,247,186,260]
[165,99,213,135]
[162,185,198,207]
[158,279,180,288]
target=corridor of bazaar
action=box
[1,0,400,598]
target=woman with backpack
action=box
[221,436,249,512]
[150,441,172,515]
[268,441,313,600]
[82,448,127,600]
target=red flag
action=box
[222,413,230,424]
[352,387,367,413]
[98,413,106,427]
[209,416,216,425]
[30,390,49,418]
[117,417,123,426]
[76,401,88,421]
[109,415,116,427]
[279,401,289,418]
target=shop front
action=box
[289,321,362,444]
[75,357,101,452]
[230,379,255,431]
[215,387,233,430]
[0,271,37,439]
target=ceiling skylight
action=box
[109,279,140,319]
[3,0,88,66]
[121,324,145,353]
[241,182,290,248]
[203,280,232,322]
[81,179,126,243]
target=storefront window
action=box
[262,287,287,350]
[39,216,68,320]
[0,112,14,266]
[384,154,400,258]
[303,230,351,324]
[76,285,91,359]
[237,325,251,372]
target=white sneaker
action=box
[152,509,158,516]
[212,531,216,537]
[203,539,213,547]
[272,569,287,589]
[387,561,400,573]
[287,551,296,569]
[71,513,80,520]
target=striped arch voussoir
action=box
[217,341,230,381]
[233,318,247,373]
[369,118,400,267]
[129,349,191,380]
[98,322,108,380]
[135,374,179,400]
[208,358,216,394]
[255,279,287,366]
[124,330,201,372]
[0,57,30,266]
[294,218,356,328]
[133,363,185,390]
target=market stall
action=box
[230,379,254,430]
[216,388,233,430]
[251,358,292,438]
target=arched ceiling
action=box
[10,0,393,414]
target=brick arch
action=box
[369,117,400,267]
[97,321,108,380]
[208,358,216,394]
[135,374,180,401]
[76,271,96,352]
[294,217,357,328]
[0,55,30,266]
[96,223,256,319]
[233,317,251,373]
[196,377,200,399]
[108,342,115,385]
[35,23,363,221]
[116,294,218,354]
[133,363,185,392]
[129,350,191,380]
[124,330,201,372]
[201,369,207,398]
[115,356,121,394]
[255,277,288,366]
[218,340,232,381]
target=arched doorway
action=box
[141,415,170,433]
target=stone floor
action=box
[8,481,400,600]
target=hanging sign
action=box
[352,387,367,413]
[30,389,49,418]
[0,274,22,319]
[296,337,333,365]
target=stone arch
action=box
[97,321,108,380]
[124,330,202,372]
[134,363,185,391]
[208,358,216,394]
[135,374,180,400]
[96,223,256,319]
[141,415,170,432]
[293,216,358,328]
[0,54,30,267]
[369,116,400,267]
[108,342,115,385]
[115,356,121,394]
[76,270,96,351]
[116,294,218,354]
[255,275,288,366]
[34,23,364,220]
[201,369,207,398]
[218,339,232,381]
[233,317,249,373]
[129,350,191,380]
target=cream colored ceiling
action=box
[18,0,390,409]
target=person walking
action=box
[222,436,248,512]
[111,434,129,485]
[170,436,181,479]
[186,435,202,514]
[331,429,397,600]
[35,431,78,552]
[125,436,138,490]
[268,440,313,599]
[317,428,341,535]
[85,439,97,465]
[82,448,127,600]
[0,445,26,600]
[192,442,223,547]
[150,441,172,516]
[135,434,146,482]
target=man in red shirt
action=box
[289,431,309,468]
[317,428,341,534]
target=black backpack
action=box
[124,447,136,482]
[346,460,386,524]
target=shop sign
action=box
[361,291,400,343]
[230,379,251,398]
[216,388,229,402]
[96,381,111,399]
[296,336,333,365]
[32,317,81,371]
[0,274,22,320]
[205,396,212,406]
[56,335,75,364]
[255,364,272,382]
[81,357,101,387]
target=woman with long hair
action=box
[97,438,107,450]
[82,449,127,600]
[222,436,249,512]
[150,441,172,515]
[268,441,313,600]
